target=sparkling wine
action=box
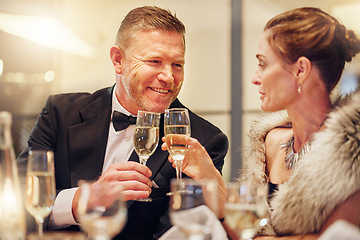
[134,126,159,158]
[164,109,191,182]
[164,125,190,161]
[225,203,266,239]
[25,171,55,220]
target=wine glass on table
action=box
[164,108,191,182]
[225,181,269,240]
[133,110,161,201]
[77,181,127,240]
[169,178,219,240]
[25,150,56,239]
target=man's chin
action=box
[143,98,176,112]
[139,102,169,113]
[150,105,170,113]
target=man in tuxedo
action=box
[17,6,228,240]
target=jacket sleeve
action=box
[203,131,228,174]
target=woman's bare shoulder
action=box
[265,127,293,148]
[265,127,293,183]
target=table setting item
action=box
[225,181,269,240]
[76,181,127,240]
[166,178,226,240]
[25,150,56,239]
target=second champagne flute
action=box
[164,108,191,182]
[25,150,56,239]
[133,110,161,201]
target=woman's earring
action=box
[298,84,302,94]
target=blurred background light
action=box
[0,12,95,58]
[44,70,55,82]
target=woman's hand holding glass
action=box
[162,135,227,218]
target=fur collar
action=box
[241,89,360,235]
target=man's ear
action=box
[296,56,312,85]
[110,46,124,74]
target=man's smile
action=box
[149,87,170,94]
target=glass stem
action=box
[175,160,182,181]
[37,219,44,238]
[139,156,148,165]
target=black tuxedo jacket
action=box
[18,86,228,240]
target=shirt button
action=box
[126,137,131,141]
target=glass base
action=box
[135,197,152,202]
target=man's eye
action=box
[173,63,184,69]
[146,60,160,64]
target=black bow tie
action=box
[112,111,137,131]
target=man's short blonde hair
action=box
[115,6,186,52]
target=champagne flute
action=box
[225,182,269,240]
[25,150,56,239]
[164,108,191,182]
[133,110,160,201]
[169,178,218,240]
[134,110,161,165]
[77,181,127,240]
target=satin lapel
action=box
[146,147,169,181]
[128,151,139,163]
[68,88,112,187]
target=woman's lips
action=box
[259,92,265,100]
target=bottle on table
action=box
[0,111,26,240]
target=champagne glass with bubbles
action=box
[164,108,191,182]
[133,110,161,201]
[225,181,269,240]
[25,150,56,238]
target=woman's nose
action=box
[251,72,261,86]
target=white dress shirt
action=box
[50,88,136,228]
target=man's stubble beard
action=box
[120,75,180,113]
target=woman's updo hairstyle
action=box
[264,7,360,92]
